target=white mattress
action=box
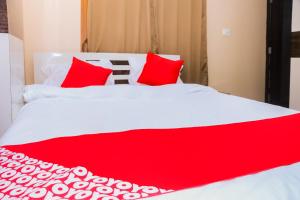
[0,84,299,200]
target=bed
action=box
[0,53,299,200]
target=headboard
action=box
[33,53,181,84]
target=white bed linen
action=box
[144,162,300,200]
[2,84,295,145]
[0,84,299,200]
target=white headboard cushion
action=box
[33,53,180,84]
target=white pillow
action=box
[43,58,114,86]
[128,56,184,85]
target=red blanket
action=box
[1,114,300,199]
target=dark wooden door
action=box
[266,0,293,107]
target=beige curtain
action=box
[81,0,89,52]
[85,0,208,84]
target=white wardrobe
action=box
[0,33,25,135]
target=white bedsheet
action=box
[1,84,295,145]
[0,84,299,200]
[145,162,300,200]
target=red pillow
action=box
[61,57,113,88]
[137,53,184,86]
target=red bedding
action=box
[1,114,300,199]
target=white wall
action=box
[23,0,81,84]
[207,0,267,101]
[6,0,24,39]
[292,0,300,32]
[290,0,300,110]
[290,59,300,110]
[7,0,81,84]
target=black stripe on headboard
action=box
[85,59,130,66]
[115,80,129,84]
[113,70,130,75]
[85,59,101,62]
[111,60,130,65]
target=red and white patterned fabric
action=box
[0,148,171,199]
[1,114,300,199]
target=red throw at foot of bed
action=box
[1,114,300,199]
